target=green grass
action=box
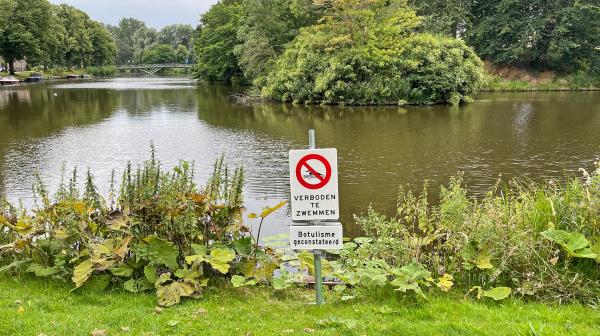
[1,276,598,336]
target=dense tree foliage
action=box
[411,0,600,74]
[194,0,599,100]
[193,0,482,104]
[193,0,244,83]
[143,44,177,64]
[108,20,195,65]
[408,0,472,37]
[261,0,483,105]
[234,0,322,85]
[0,0,115,74]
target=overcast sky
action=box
[49,0,220,28]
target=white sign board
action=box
[289,148,339,221]
[290,224,343,250]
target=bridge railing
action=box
[116,63,192,69]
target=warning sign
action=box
[289,148,339,221]
[290,223,343,250]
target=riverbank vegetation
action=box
[193,0,600,104]
[0,0,116,75]
[482,63,600,92]
[194,0,483,105]
[1,149,600,309]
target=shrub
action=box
[352,166,600,303]
[261,0,483,105]
[86,66,117,77]
[0,147,284,306]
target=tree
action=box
[234,0,323,84]
[0,0,53,74]
[408,0,473,37]
[193,0,244,82]
[143,44,176,64]
[157,24,194,49]
[89,21,116,66]
[29,4,66,69]
[467,0,600,72]
[176,44,189,63]
[55,4,94,68]
[110,18,146,64]
[132,26,157,64]
[261,0,483,105]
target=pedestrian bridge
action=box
[116,63,192,74]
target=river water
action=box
[1,77,599,237]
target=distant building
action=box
[13,60,27,72]
[0,58,27,72]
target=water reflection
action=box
[1,79,600,237]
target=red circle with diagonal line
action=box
[295,154,332,190]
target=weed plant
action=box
[353,165,600,303]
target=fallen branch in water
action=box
[229,92,266,104]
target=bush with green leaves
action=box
[260,0,483,105]
[354,164,600,303]
[86,66,117,77]
[0,148,286,306]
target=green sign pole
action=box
[308,129,324,305]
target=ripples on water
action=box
[1,78,599,236]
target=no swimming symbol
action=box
[295,154,332,190]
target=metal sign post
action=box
[308,130,324,305]
[288,129,342,305]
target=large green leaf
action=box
[233,237,252,256]
[0,260,29,274]
[208,248,235,274]
[144,265,157,283]
[136,237,180,269]
[482,287,512,301]
[390,262,431,298]
[26,264,60,277]
[123,278,154,293]
[156,281,196,307]
[272,276,290,290]
[231,275,257,288]
[110,263,135,277]
[72,259,94,288]
[185,244,208,265]
[174,267,201,281]
[80,275,112,291]
[541,229,598,259]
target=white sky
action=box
[49,0,220,28]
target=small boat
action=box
[0,76,20,85]
[26,73,44,82]
[66,74,80,79]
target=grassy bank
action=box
[1,275,598,336]
[0,68,89,80]
[481,63,600,91]
[0,66,118,80]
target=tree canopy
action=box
[261,0,483,105]
[0,0,115,74]
[194,0,483,105]
[108,19,195,65]
[411,0,600,74]
[193,0,244,82]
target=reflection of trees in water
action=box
[0,87,121,199]
[0,89,32,107]
[0,88,119,143]
[119,88,199,115]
